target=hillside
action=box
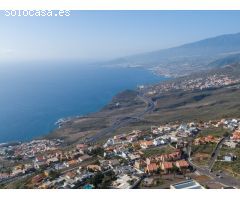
[208,53,240,67]
[47,64,240,144]
[106,32,240,77]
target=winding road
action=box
[86,91,154,144]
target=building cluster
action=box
[144,74,240,96]
[1,117,240,188]
[0,139,63,160]
[194,135,220,146]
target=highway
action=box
[86,92,155,144]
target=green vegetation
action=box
[192,143,216,155]
[191,143,217,166]
[88,147,104,157]
[199,127,226,137]
[213,147,240,177]
[49,170,60,180]
[87,171,117,189]
[143,146,174,158]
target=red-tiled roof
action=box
[162,162,173,169]
[147,163,158,172]
[176,160,189,168]
[232,131,240,140]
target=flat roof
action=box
[170,180,204,189]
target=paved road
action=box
[187,136,240,188]
[208,137,228,171]
[86,92,154,144]
[189,159,240,188]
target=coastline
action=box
[0,66,168,144]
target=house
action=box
[87,165,101,172]
[194,135,219,145]
[103,138,115,148]
[128,153,141,161]
[47,157,59,165]
[134,159,147,171]
[39,180,53,189]
[103,146,115,157]
[43,169,51,177]
[126,135,138,142]
[194,138,203,146]
[205,135,219,143]
[158,154,170,162]
[0,173,10,180]
[153,138,166,146]
[223,154,236,162]
[188,127,200,136]
[78,154,92,162]
[67,159,78,167]
[120,151,128,158]
[112,174,137,189]
[168,151,181,161]
[35,155,46,163]
[170,136,178,143]
[54,163,66,170]
[152,129,161,135]
[175,160,189,171]
[139,140,154,149]
[34,155,47,169]
[231,131,240,141]
[34,161,47,169]
[12,168,25,176]
[109,159,120,167]
[65,171,76,179]
[76,144,88,153]
[31,174,45,185]
[145,163,159,174]
[160,162,173,173]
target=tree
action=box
[89,147,104,157]
[90,172,104,189]
[49,170,60,180]
[172,165,179,178]
[223,131,230,138]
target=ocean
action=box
[0,63,167,143]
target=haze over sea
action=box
[0,63,167,143]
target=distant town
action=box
[144,74,240,95]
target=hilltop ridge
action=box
[106,32,240,77]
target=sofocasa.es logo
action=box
[3,10,71,17]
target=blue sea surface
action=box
[0,63,167,143]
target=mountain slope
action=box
[107,32,240,77]
[208,53,240,67]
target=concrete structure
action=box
[170,180,205,189]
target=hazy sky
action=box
[1,10,240,63]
